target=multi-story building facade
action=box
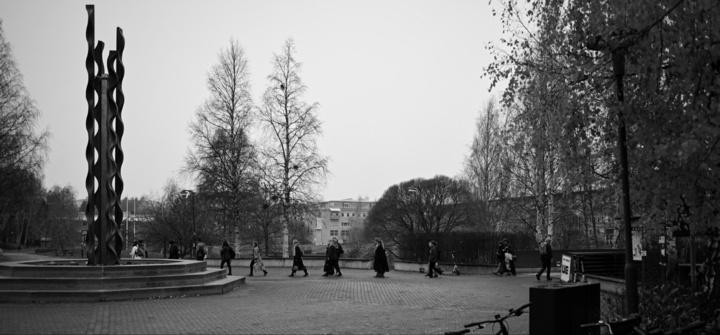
[312,198,375,245]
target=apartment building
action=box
[312,198,375,245]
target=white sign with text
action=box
[561,254,572,282]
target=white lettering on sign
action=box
[561,255,572,282]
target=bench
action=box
[569,251,625,279]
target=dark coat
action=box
[540,241,553,260]
[168,244,179,259]
[220,245,233,261]
[373,245,390,273]
[429,245,439,262]
[496,243,505,261]
[327,243,344,260]
[292,245,305,268]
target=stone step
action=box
[0,259,206,278]
[0,269,229,290]
[0,275,246,302]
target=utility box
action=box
[529,282,600,335]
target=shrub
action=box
[639,283,719,333]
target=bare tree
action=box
[463,98,506,230]
[366,176,477,260]
[0,20,49,243]
[184,39,256,248]
[35,185,79,250]
[139,178,232,258]
[499,100,562,244]
[244,183,285,256]
[257,39,329,256]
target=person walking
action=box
[503,240,517,276]
[426,240,440,278]
[168,240,180,259]
[196,238,206,261]
[130,241,142,259]
[249,242,268,276]
[536,236,553,281]
[493,240,507,276]
[289,240,308,277]
[373,238,390,278]
[324,237,344,277]
[138,240,148,258]
[220,241,235,276]
[322,241,335,276]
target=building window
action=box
[330,230,339,236]
[341,230,349,239]
[342,222,350,227]
[351,213,355,217]
[362,213,367,217]
[343,203,349,208]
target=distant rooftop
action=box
[322,198,375,203]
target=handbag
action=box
[324,259,335,275]
[254,259,264,271]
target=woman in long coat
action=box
[250,241,268,276]
[373,238,390,278]
[289,240,308,277]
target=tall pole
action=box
[125,198,129,249]
[613,49,638,314]
[98,73,108,265]
[192,194,195,247]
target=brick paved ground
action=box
[0,251,547,334]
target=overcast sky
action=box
[0,0,504,202]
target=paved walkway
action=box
[0,250,546,334]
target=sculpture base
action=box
[0,259,244,302]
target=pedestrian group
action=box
[148,237,553,281]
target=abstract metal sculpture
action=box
[84,5,125,265]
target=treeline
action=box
[482,0,719,322]
[0,20,50,247]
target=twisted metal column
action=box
[107,50,122,263]
[84,5,96,265]
[113,28,126,258]
[84,5,125,265]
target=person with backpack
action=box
[220,241,235,276]
[196,238,206,261]
[249,241,267,276]
[168,240,180,259]
[289,240,308,277]
[536,236,553,281]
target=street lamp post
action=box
[587,33,639,315]
[180,190,196,257]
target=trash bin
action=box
[529,282,600,335]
